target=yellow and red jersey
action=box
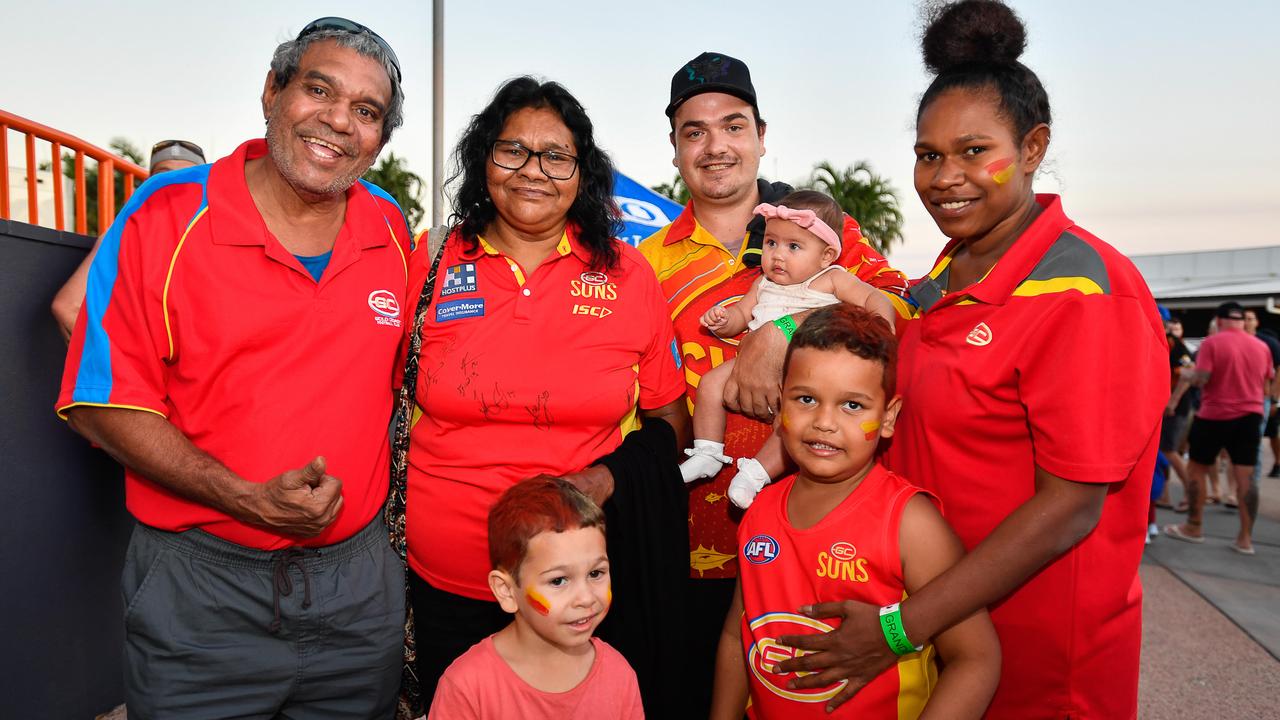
[886,194,1166,719]
[57,139,412,549]
[737,466,937,719]
[639,200,909,579]
[405,227,685,600]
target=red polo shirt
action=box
[405,228,685,600]
[58,139,412,549]
[885,195,1166,718]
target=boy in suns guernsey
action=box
[710,305,999,719]
[428,477,643,719]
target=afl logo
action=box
[368,290,400,318]
[744,534,779,565]
[966,322,992,347]
[580,271,608,286]
[829,541,857,561]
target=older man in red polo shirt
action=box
[57,17,411,718]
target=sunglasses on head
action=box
[151,140,205,160]
[298,16,402,83]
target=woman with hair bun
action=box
[771,3,1166,717]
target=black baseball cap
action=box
[1216,301,1246,320]
[665,51,758,118]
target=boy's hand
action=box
[701,306,729,331]
[774,599,896,712]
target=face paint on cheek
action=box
[779,411,789,431]
[525,588,551,616]
[606,586,613,608]
[860,420,881,441]
[985,158,1015,185]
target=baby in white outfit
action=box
[681,190,896,507]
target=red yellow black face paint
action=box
[525,588,551,616]
[985,158,1015,185]
[860,420,881,441]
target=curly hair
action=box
[269,28,403,144]
[917,0,1051,142]
[783,304,898,398]
[448,77,621,271]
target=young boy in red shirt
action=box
[710,305,1000,719]
[428,478,643,719]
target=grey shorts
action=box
[122,516,405,720]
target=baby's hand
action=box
[701,306,728,330]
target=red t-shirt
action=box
[639,203,911,580]
[57,139,411,549]
[885,195,1167,719]
[405,229,685,599]
[737,466,937,719]
[1194,327,1274,420]
[428,635,644,719]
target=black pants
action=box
[683,576,738,719]
[410,571,509,711]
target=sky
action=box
[3,0,1276,276]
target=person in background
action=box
[1166,302,1273,554]
[50,139,206,341]
[56,17,411,717]
[1243,309,1280,494]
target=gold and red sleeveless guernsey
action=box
[737,465,937,719]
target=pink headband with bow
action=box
[753,203,842,254]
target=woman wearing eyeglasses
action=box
[390,76,690,713]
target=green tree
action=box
[651,173,690,205]
[60,137,145,234]
[804,161,904,255]
[363,152,425,233]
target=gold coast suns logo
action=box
[816,541,870,583]
[747,613,848,702]
[571,271,618,318]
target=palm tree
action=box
[363,152,426,233]
[59,137,145,234]
[651,173,690,205]
[805,161,904,255]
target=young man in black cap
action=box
[1165,301,1273,554]
[638,51,910,715]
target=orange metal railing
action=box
[0,108,149,236]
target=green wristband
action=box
[772,315,798,341]
[878,603,922,656]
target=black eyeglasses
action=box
[298,16,402,83]
[151,140,205,161]
[491,141,579,180]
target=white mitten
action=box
[680,439,731,483]
[727,457,771,509]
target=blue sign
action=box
[612,171,684,247]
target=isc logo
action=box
[744,534,780,565]
[367,289,400,318]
